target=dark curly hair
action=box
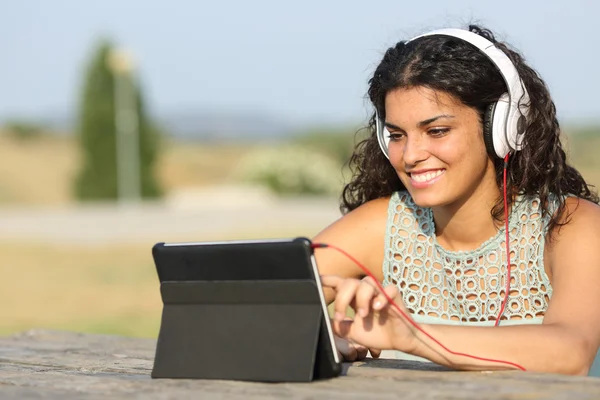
[341,24,598,234]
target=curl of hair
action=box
[341,24,598,236]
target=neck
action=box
[432,176,503,252]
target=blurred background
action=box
[0,0,598,338]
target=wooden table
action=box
[1,330,599,399]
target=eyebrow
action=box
[384,114,455,130]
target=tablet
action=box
[151,236,342,382]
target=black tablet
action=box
[151,237,342,382]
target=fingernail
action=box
[374,301,381,309]
[359,308,368,317]
[334,312,344,321]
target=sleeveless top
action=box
[382,191,600,376]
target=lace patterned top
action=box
[381,191,600,376]
[382,191,554,324]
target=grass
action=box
[0,241,162,338]
[0,133,258,206]
[0,135,79,205]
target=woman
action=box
[314,25,600,376]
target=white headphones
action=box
[375,28,531,160]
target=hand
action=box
[321,275,418,354]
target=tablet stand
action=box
[151,279,327,382]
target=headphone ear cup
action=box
[483,102,498,158]
[375,111,391,160]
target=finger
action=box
[361,275,378,286]
[352,342,369,360]
[355,279,377,318]
[332,279,361,321]
[372,284,400,311]
[369,348,382,359]
[334,334,357,361]
[331,317,354,341]
[320,275,344,289]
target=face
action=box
[384,86,497,209]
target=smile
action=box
[409,169,445,187]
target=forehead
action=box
[384,87,469,122]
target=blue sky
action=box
[1,0,598,127]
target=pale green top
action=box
[382,191,600,376]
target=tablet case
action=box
[151,240,342,382]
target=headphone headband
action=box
[376,28,530,159]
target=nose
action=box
[401,134,429,166]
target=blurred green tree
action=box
[74,40,162,201]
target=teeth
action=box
[411,169,444,183]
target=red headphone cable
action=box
[495,153,512,325]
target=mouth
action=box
[408,169,445,187]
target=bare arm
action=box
[313,197,389,304]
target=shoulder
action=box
[342,190,415,221]
[332,195,393,233]
[552,196,600,240]
[546,196,600,279]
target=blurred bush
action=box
[232,145,344,196]
[3,120,45,141]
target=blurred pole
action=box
[108,49,141,205]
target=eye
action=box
[428,128,450,137]
[386,132,405,141]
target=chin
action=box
[406,188,449,208]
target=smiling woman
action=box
[312,24,600,376]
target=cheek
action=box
[387,144,406,171]
[436,136,486,165]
